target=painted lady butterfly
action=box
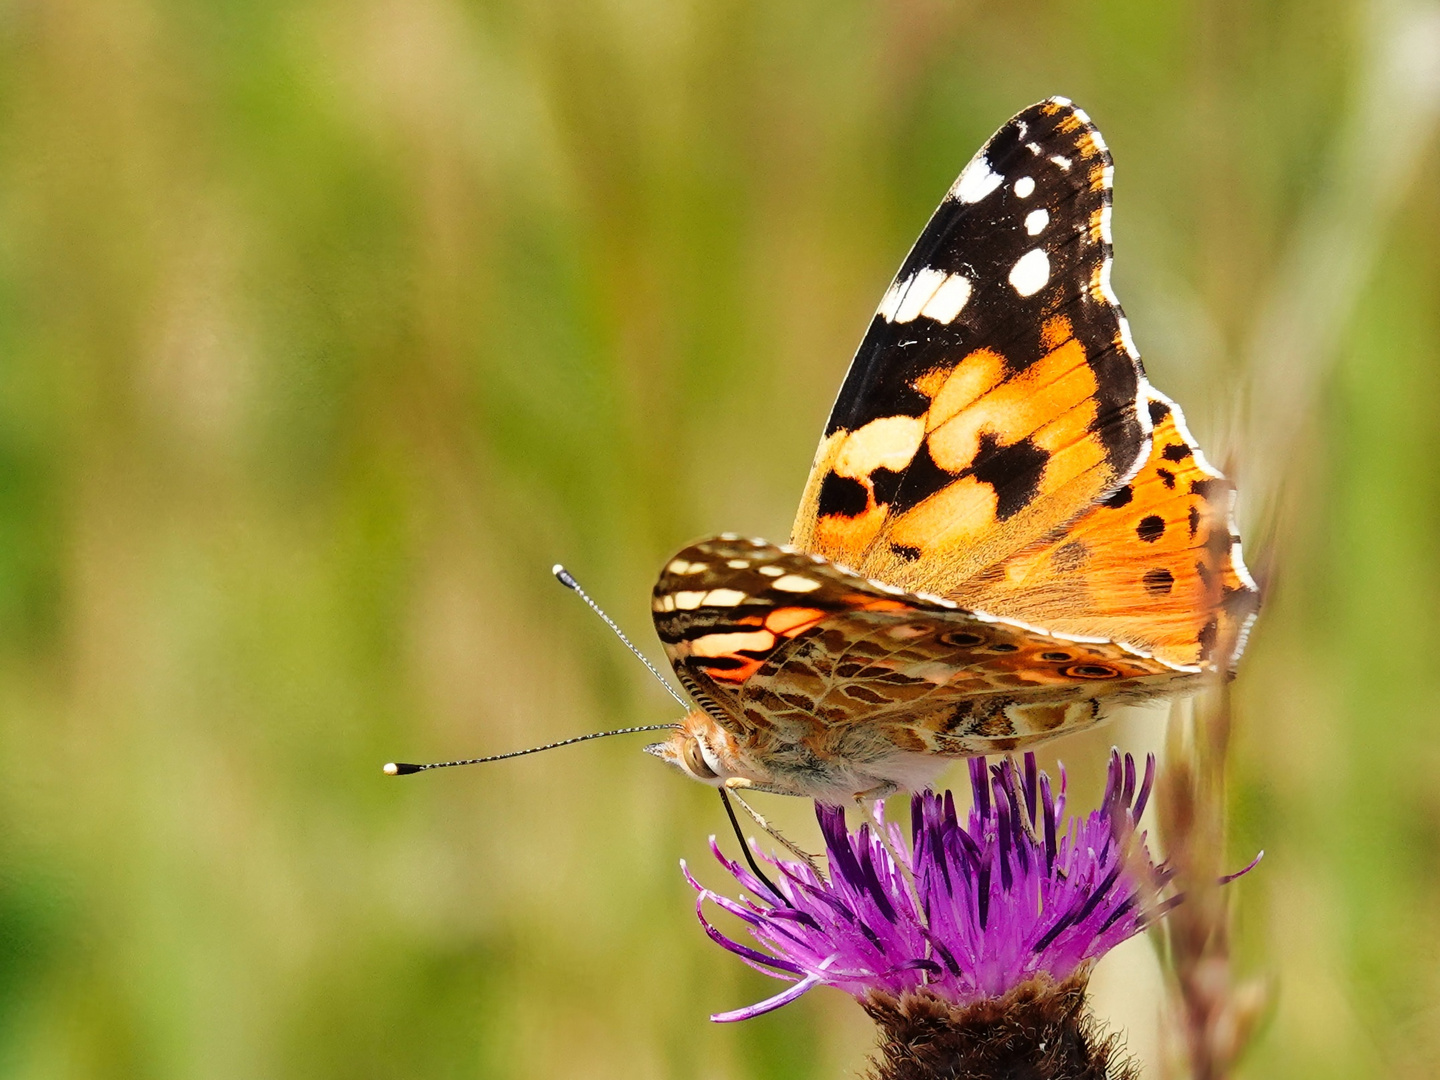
[647,98,1258,801]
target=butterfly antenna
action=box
[383,724,677,777]
[551,564,690,710]
[383,564,692,777]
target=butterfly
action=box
[646,98,1259,802]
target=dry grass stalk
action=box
[1157,682,1269,1080]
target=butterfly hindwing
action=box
[652,537,1180,750]
[949,390,1260,668]
[791,98,1149,594]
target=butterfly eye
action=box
[683,738,719,780]
[1062,663,1120,680]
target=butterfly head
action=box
[645,709,755,788]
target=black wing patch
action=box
[824,97,1145,469]
[789,98,1153,591]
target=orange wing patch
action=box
[795,313,1131,594]
[947,391,1259,668]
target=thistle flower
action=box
[685,752,1195,1079]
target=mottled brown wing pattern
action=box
[652,537,1182,753]
[790,98,1151,593]
[948,390,1259,668]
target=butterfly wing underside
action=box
[652,537,1182,753]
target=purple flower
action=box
[685,751,1180,1023]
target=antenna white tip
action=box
[383,762,422,776]
[552,564,578,589]
[382,762,399,776]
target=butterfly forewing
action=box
[791,98,1148,594]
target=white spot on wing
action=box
[893,267,948,323]
[1049,154,1072,171]
[950,153,1003,204]
[1008,249,1050,297]
[667,559,707,574]
[836,415,925,476]
[771,575,822,593]
[880,269,976,325]
[1024,209,1049,235]
[691,630,774,657]
[726,559,749,569]
[673,591,706,610]
[1098,204,1113,244]
[1026,141,1042,155]
[919,274,972,323]
[758,565,784,577]
[1013,176,1035,198]
[703,588,748,607]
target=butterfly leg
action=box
[851,781,900,802]
[727,788,824,877]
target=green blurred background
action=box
[1,0,1439,1076]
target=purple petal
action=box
[1023,753,1039,822]
[1133,754,1157,821]
[970,757,990,818]
[1220,849,1264,884]
[710,971,826,1023]
[695,901,804,974]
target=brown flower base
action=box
[862,973,1137,1080]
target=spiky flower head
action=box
[686,751,1170,1022]
[684,751,1229,1078]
